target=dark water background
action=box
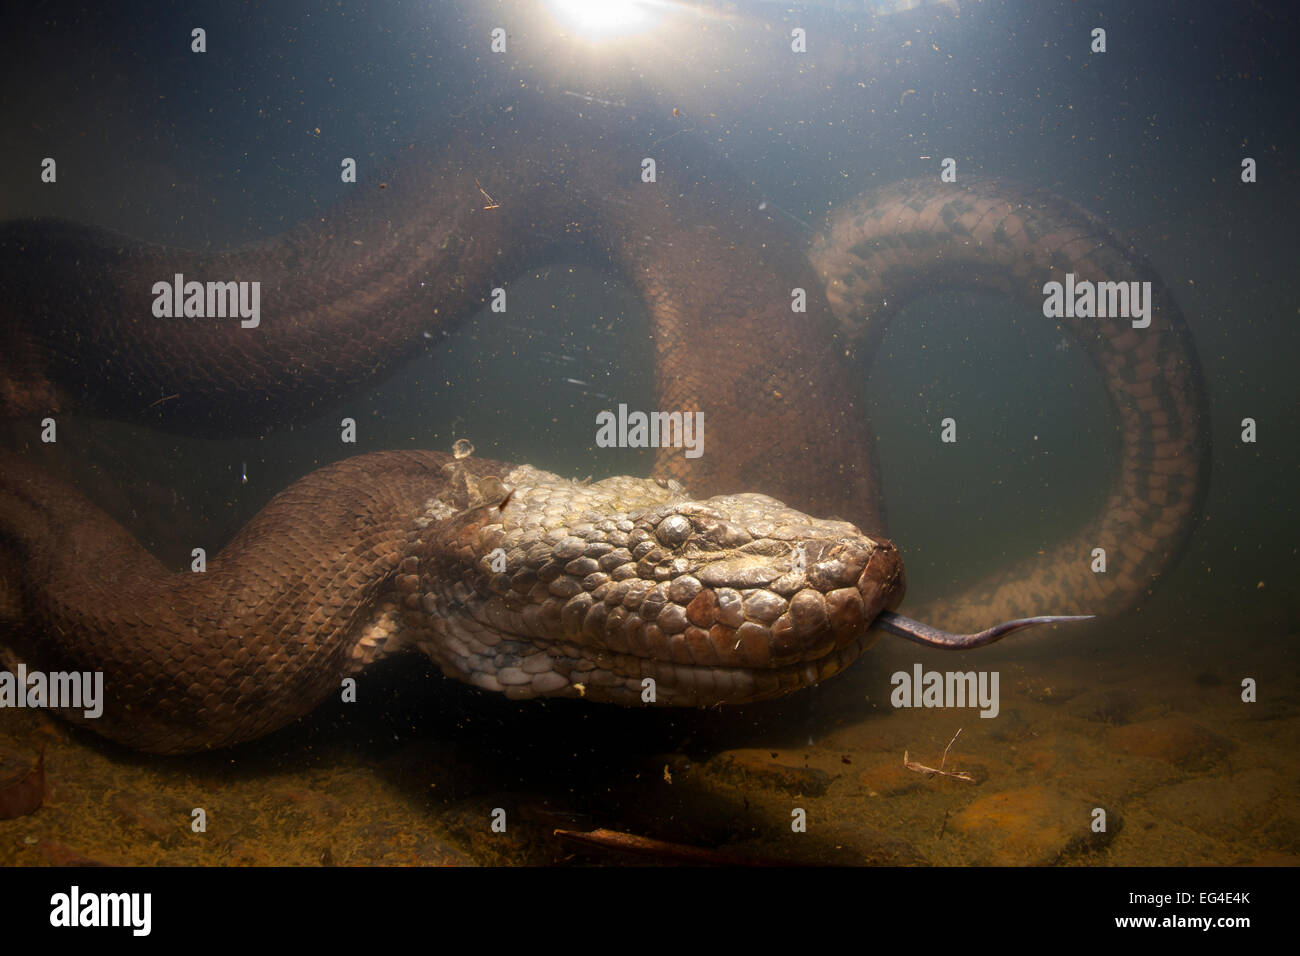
[0,0,1296,866]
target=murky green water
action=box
[1,0,1296,866]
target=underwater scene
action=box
[0,0,1296,873]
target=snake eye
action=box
[654,514,692,547]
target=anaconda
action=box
[0,450,1086,754]
[0,107,1207,752]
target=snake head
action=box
[407,468,907,706]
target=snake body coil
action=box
[0,109,1207,752]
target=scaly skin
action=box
[0,114,1209,749]
[0,451,904,754]
[811,178,1208,628]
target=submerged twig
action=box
[473,177,500,210]
[903,728,975,783]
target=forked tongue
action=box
[875,611,1095,650]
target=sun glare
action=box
[545,0,658,40]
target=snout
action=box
[761,535,906,666]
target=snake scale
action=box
[0,105,1207,753]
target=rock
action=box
[1109,811,1230,866]
[1246,850,1300,866]
[109,790,190,848]
[1259,804,1300,855]
[949,785,1117,864]
[1143,770,1283,841]
[705,749,833,797]
[349,820,472,866]
[1106,718,1234,770]
[26,838,114,866]
[1065,687,1144,724]
[858,756,925,796]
